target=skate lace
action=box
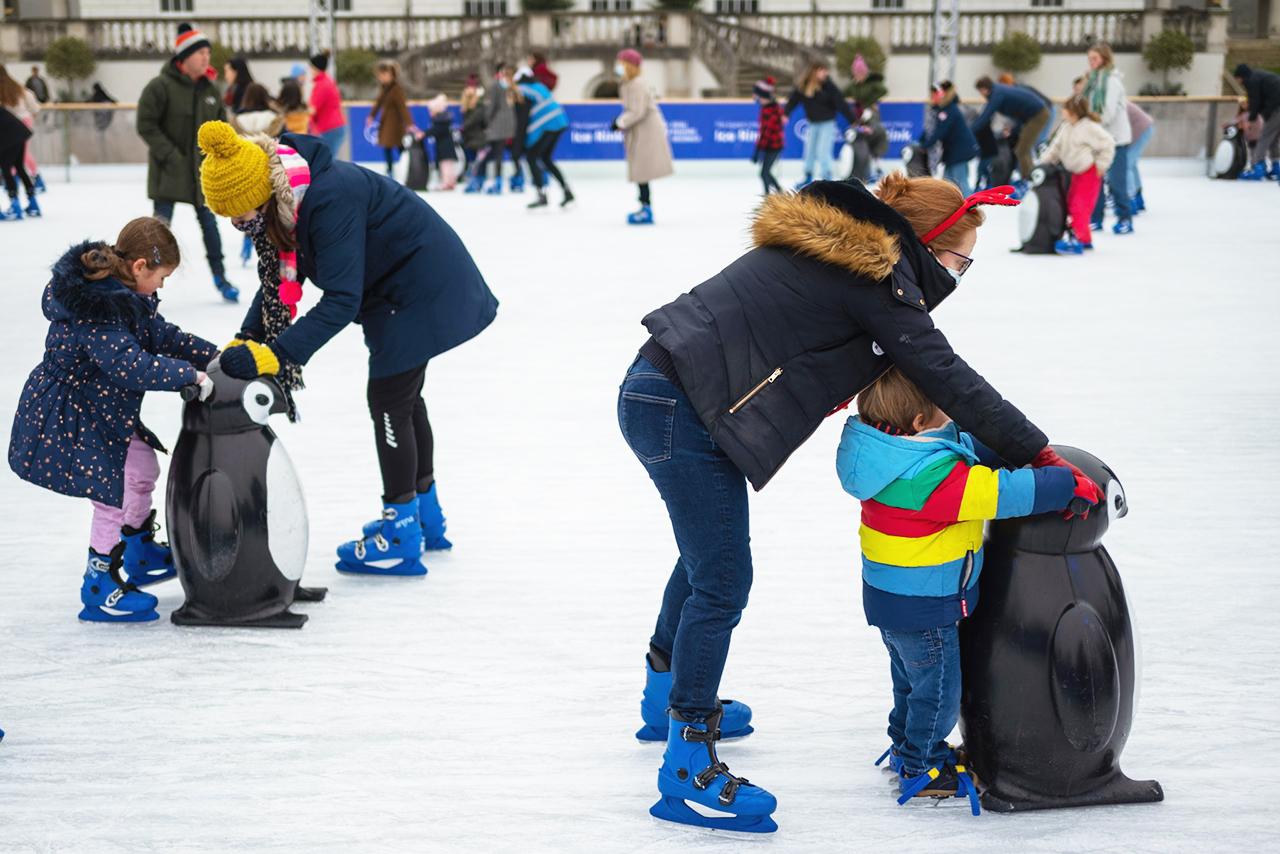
[681,725,750,806]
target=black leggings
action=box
[759,149,782,194]
[526,128,568,191]
[0,142,33,200]
[484,141,507,180]
[638,182,651,206]
[367,362,434,505]
[383,146,396,175]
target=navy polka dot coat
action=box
[8,241,217,507]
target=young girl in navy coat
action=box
[8,217,218,622]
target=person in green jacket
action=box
[135,23,238,302]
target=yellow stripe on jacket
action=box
[859,520,983,567]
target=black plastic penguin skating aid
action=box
[167,363,325,628]
[1014,163,1069,254]
[958,446,1163,813]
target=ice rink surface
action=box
[0,160,1277,852]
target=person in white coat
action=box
[1082,42,1134,234]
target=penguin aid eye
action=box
[242,382,275,425]
[255,394,270,406]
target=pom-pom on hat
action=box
[198,121,273,218]
[752,76,776,99]
[852,54,869,79]
[174,23,211,63]
[617,48,643,68]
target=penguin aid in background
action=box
[958,446,1163,812]
[1016,163,1070,254]
[166,363,325,628]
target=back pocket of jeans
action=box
[619,391,675,464]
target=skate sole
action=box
[171,604,307,629]
[649,796,777,834]
[635,723,754,743]
[78,607,159,623]
[334,558,428,577]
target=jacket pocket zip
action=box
[958,549,975,618]
[728,367,783,415]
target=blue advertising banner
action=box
[346,101,924,163]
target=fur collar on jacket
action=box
[44,240,150,325]
[751,182,904,280]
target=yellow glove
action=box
[219,340,281,379]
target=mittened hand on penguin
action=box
[219,340,282,380]
[1067,471,1101,519]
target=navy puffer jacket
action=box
[641,180,1048,491]
[9,242,216,506]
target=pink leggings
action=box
[89,435,160,553]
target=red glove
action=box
[1033,446,1104,518]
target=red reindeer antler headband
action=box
[920,185,1020,245]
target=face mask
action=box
[943,266,963,285]
[232,211,265,236]
[614,62,625,78]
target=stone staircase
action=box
[399,18,525,98]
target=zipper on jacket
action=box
[728,367,783,415]
[958,550,975,618]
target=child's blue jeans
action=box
[880,624,961,776]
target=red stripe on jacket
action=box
[860,461,972,537]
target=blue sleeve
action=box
[271,203,366,366]
[1029,466,1075,516]
[783,90,801,117]
[151,313,218,369]
[80,322,198,391]
[971,94,998,132]
[919,110,946,147]
[968,433,1007,468]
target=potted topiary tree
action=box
[1141,29,1194,96]
[991,32,1041,77]
[44,36,96,101]
[336,48,379,98]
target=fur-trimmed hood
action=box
[43,240,151,325]
[750,180,957,309]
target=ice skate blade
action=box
[649,797,777,834]
[635,723,754,743]
[334,557,428,577]
[78,607,159,623]
[170,605,307,629]
[294,585,328,602]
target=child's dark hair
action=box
[857,367,940,435]
[81,217,180,286]
[1062,94,1100,123]
[239,82,273,113]
[278,78,304,112]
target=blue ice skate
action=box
[24,196,40,218]
[875,745,904,774]
[1089,217,1104,233]
[79,545,159,623]
[509,172,525,193]
[484,179,503,195]
[213,275,240,303]
[121,509,176,587]
[1269,163,1280,181]
[1054,235,1085,255]
[793,173,813,191]
[636,655,753,742]
[1112,218,1134,235]
[336,499,427,576]
[1,197,22,221]
[650,709,778,833]
[463,174,484,194]
[1238,162,1268,181]
[897,761,981,816]
[417,483,452,551]
[627,205,653,225]
[1011,179,1029,201]
[33,173,47,193]
[240,234,253,266]
[1131,190,1145,213]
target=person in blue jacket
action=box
[196,120,498,576]
[919,81,978,195]
[971,76,1051,191]
[515,67,573,209]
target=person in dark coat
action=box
[135,23,237,301]
[618,174,1103,830]
[8,217,217,622]
[196,121,498,576]
[459,80,486,178]
[971,76,1050,187]
[1232,63,1280,178]
[784,61,858,187]
[919,81,978,195]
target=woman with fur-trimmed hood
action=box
[619,174,1100,831]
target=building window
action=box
[592,0,635,10]
[464,0,508,16]
[1031,0,1064,6]
[334,0,352,11]
[160,0,194,12]
[871,0,904,9]
[715,0,759,13]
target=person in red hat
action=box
[611,48,673,225]
[751,76,784,194]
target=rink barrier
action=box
[28,97,1241,179]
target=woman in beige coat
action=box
[612,49,673,225]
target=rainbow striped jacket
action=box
[836,416,1075,631]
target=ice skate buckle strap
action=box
[681,725,747,806]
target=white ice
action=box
[0,160,1277,852]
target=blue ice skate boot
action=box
[897,761,981,816]
[240,234,253,266]
[417,482,452,551]
[1269,162,1280,181]
[24,196,40,218]
[33,173,46,193]
[793,173,813,191]
[1112,218,1134,235]
[509,172,525,193]
[484,179,503,195]
[1238,162,1268,181]
[213,275,240,303]
[79,544,159,623]
[120,509,176,587]
[626,205,653,225]
[1,197,22,221]
[875,745,904,774]
[1054,235,1084,255]
[1089,216,1104,233]
[1011,179,1029,200]
[636,652,753,742]
[337,499,427,576]
[1131,190,1145,213]
[463,174,484,194]
[650,708,778,833]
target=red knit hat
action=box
[617,48,643,67]
[173,23,210,63]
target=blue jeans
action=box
[320,126,346,159]
[1127,125,1154,198]
[881,624,961,776]
[803,120,837,180]
[942,160,972,197]
[1093,142,1131,222]
[152,199,224,278]
[618,356,752,719]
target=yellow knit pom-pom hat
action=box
[198,121,272,218]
